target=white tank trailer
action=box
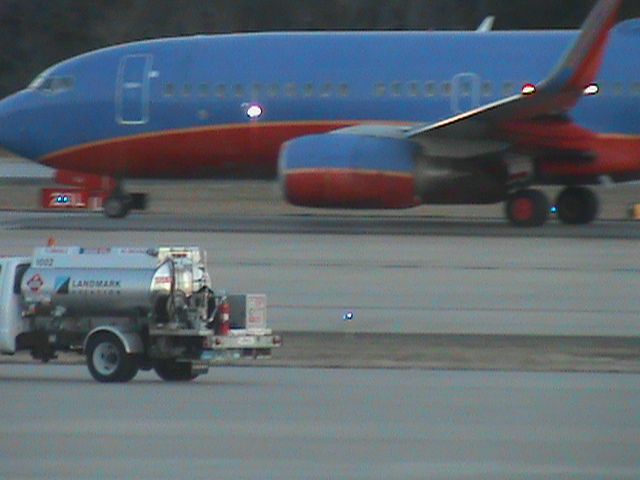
[0,245,280,382]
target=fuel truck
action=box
[0,244,281,382]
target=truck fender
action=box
[83,327,144,354]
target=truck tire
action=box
[153,360,199,382]
[85,332,139,383]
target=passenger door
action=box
[116,54,153,125]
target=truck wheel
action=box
[86,332,139,383]
[153,360,199,382]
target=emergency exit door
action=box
[116,54,152,125]
[451,73,481,114]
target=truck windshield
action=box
[13,264,29,295]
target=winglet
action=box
[542,0,622,93]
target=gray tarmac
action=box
[1,186,639,479]
[0,220,638,337]
[1,364,638,480]
[2,211,640,371]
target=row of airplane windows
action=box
[163,80,640,100]
[164,82,351,99]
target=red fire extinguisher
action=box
[218,296,231,336]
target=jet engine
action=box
[279,134,419,208]
[279,133,509,208]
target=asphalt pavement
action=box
[1,364,638,480]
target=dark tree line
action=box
[0,0,638,96]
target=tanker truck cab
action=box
[0,245,280,382]
[0,256,31,355]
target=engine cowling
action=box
[279,134,420,209]
[279,133,510,208]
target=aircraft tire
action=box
[505,189,550,227]
[556,187,599,225]
[103,195,132,219]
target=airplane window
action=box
[268,84,280,97]
[29,74,75,94]
[164,83,176,97]
[425,82,436,97]
[391,82,402,97]
[374,83,386,97]
[408,82,420,97]
[183,84,192,97]
[338,83,349,97]
[611,83,623,96]
[234,84,245,97]
[320,83,333,97]
[502,82,515,96]
[198,83,210,97]
[631,83,640,96]
[252,84,263,97]
[482,81,492,97]
[53,76,75,92]
[303,83,314,97]
[215,84,226,98]
[460,82,471,97]
[29,74,48,90]
[285,83,297,97]
[441,82,452,97]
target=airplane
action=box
[0,0,634,226]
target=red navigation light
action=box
[522,83,536,95]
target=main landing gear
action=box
[555,187,599,225]
[505,187,599,227]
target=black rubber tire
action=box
[103,195,132,219]
[153,360,199,382]
[505,189,550,227]
[85,332,139,383]
[556,187,599,225]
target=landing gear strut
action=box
[505,189,550,227]
[103,184,147,219]
[555,187,599,225]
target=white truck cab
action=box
[0,256,30,354]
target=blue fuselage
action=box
[0,22,638,179]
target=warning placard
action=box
[246,294,267,331]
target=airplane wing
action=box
[406,0,622,147]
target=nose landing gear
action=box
[103,193,133,219]
[103,186,148,219]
